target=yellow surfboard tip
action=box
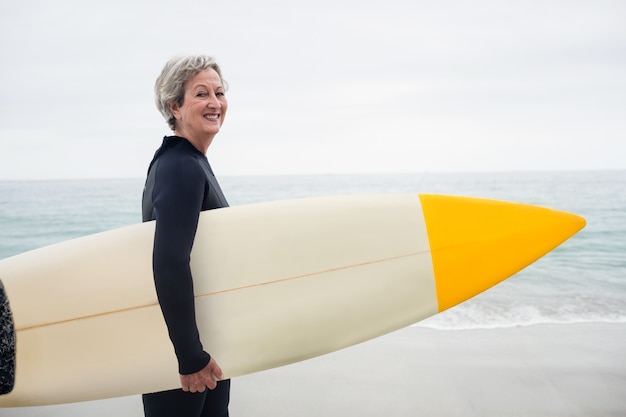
[419,194,586,312]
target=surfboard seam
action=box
[17,250,429,332]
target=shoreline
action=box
[2,322,625,416]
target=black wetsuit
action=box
[141,136,230,417]
[0,280,15,395]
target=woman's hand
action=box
[179,357,224,392]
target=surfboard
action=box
[0,194,585,407]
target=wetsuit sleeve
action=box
[151,158,211,375]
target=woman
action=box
[142,55,230,417]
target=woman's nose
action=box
[207,93,221,108]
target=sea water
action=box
[1,171,624,330]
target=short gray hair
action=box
[154,55,228,131]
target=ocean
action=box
[1,170,624,330]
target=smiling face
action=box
[169,68,228,153]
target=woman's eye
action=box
[196,91,208,97]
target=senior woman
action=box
[141,55,230,417]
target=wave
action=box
[414,303,626,330]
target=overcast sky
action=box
[0,0,624,180]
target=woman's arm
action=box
[151,159,210,375]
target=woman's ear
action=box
[168,102,180,120]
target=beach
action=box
[1,173,624,416]
[3,322,624,417]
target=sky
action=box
[0,0,625,180]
